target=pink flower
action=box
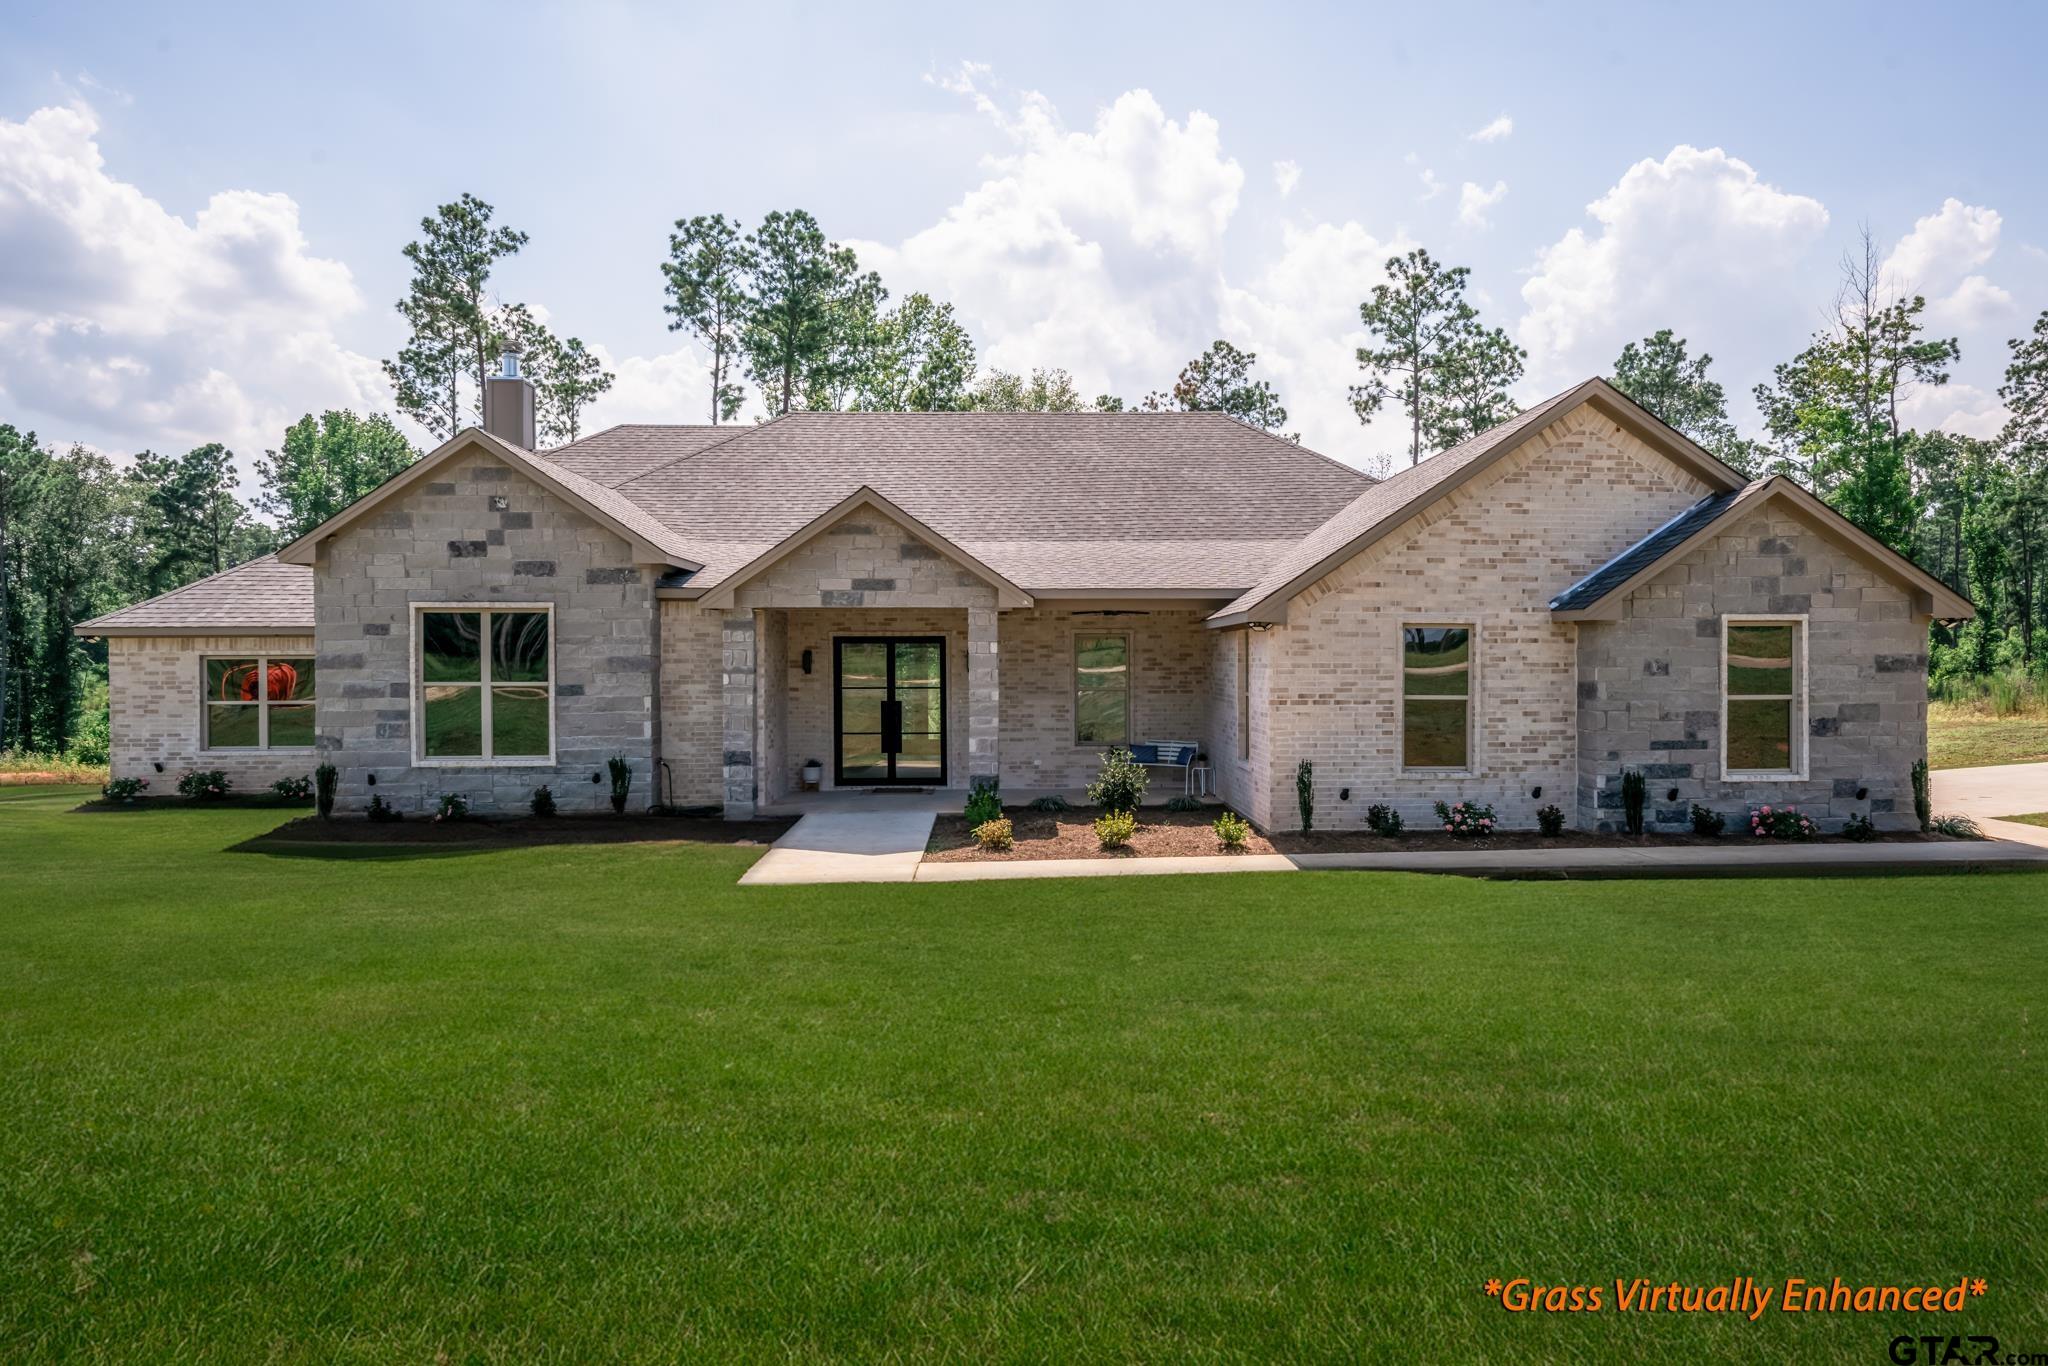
[1754,827,1765,836]
[1443,823,1453,831]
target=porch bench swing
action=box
[1122,741,1202,795]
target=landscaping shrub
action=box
[176,769,231,801]
[1842,811,1878,842]
[1086,748,1148,815]
[1365,803,1403,837]
[1931,813,1984,839]
[971,817,1014,852]
[1433,800,1496,838]
[366,794,402,822]
[964,777,1003,827]
[271,776,313,802]
[435,793,469,822]
[530,784,558,818]
[1295,759,1314,832]
[100,776,148,803]
[1212,810,1251,850]
[1094,810,1136,849]
[67,706,111,767]
[1027,794,1069,813]
[1747,804,1817,840]
[1536,804,1565,837]
[606,755,633,814]
[1620,769,1647,837]
[1164,794,1204,813]
[314,762,338,820]
[1689,804,1726,836]
[1911,758,1932,832]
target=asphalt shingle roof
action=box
[1548,486,1749,612]
[76,555,313,633]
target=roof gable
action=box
[274,428,702,569]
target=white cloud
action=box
[1418,167,1445,202]
[0,101,389,474]
[582,339,723,430]
[1880,198,2014,328]
[1467,114,1513,143]
[1457,179,1508,230]
[1899,380,2007,439]
[1273,159,1301,197]
[1516,145,1831,395]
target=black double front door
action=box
[834,638,946,787]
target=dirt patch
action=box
[927,806,1955,861]
[926,808,1279,861]
[245,813,796,848]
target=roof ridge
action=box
[615,414,789,491]
[1196,410,1376,483]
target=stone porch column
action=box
[721,610,757,818]
[967,605,1000,788]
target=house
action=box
[78,361,1972,833]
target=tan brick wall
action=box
[1258,407,1712,831]
[657,601,725,806]
[108,633,319,789]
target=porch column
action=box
[967,605,1000,788]
[721,609,757,819]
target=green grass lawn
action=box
[4,785,2046,1360]
[1929,701,2048,769]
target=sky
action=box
[3,0,2044,481]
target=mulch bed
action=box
[239,813,796,848]
[928,806,1955,861]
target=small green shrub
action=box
[1086,748,1148,815]
[607,755,633,814]
[271,776,313,802]
[964,777,1003,827]
[1433,800,1496,838]
[366,794,402,822]
[1842,811,1878,842]
[101,775,148,803]
[1911,759,1932,832]
[314,762,338,820]
[971,816,1014,852]
[1931,813,1984,840]
[1094,810,1137,849]
[1689,804,1726,837]
[1620,769,1647,837]
[67,706,111,766]
[435,792,469,822]
[177,769,231,801]
[1164,794,1204,813]
[530,784,558,818]
[1747,804,1817,840]
[1365,803,1403,837]
[1027,794,1070,813]
[1536,804,1566,837]
[1212,810,1252,850]
[1295,759,1314,832]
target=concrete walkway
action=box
[737,810,937,885]
[1932,762,2048,848]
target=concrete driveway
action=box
[1932,762,2048,847]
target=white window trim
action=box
[1721,613,1809,782]
[198,652,317,754]
[410,603,558,768]
[1398,620,1478,776]
[1072,629,1134,749]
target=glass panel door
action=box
[834,638,946,787]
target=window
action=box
[203,655,316,749]
[417,607,553,762]
[1075,633,1130,745]
[1401,624,1472,770]
[1724,618,1803,776]
[1237,630,1251,759]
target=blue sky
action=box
[3,0,2043,472]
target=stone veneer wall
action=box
[657,602,725,807]
[1576,504,1928,832]
[313,453,658,815]
[1256,408,1713,832]
[776,609,969,794]
[106,633,318,789]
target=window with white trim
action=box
[1723,618,1803,776]
[1075,633,1131,745]
[203,656,316,749]
[1401,624,1472,770]
[417,608,554,761]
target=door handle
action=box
[882,698,903,754]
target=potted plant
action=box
[802,758,823,790]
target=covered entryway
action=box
[834,637,946,787]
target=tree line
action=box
[5,192,2046,764]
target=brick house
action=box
[78,365,1972,832]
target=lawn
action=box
[1929,698,2048,769]
[3,785,2046,1360]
